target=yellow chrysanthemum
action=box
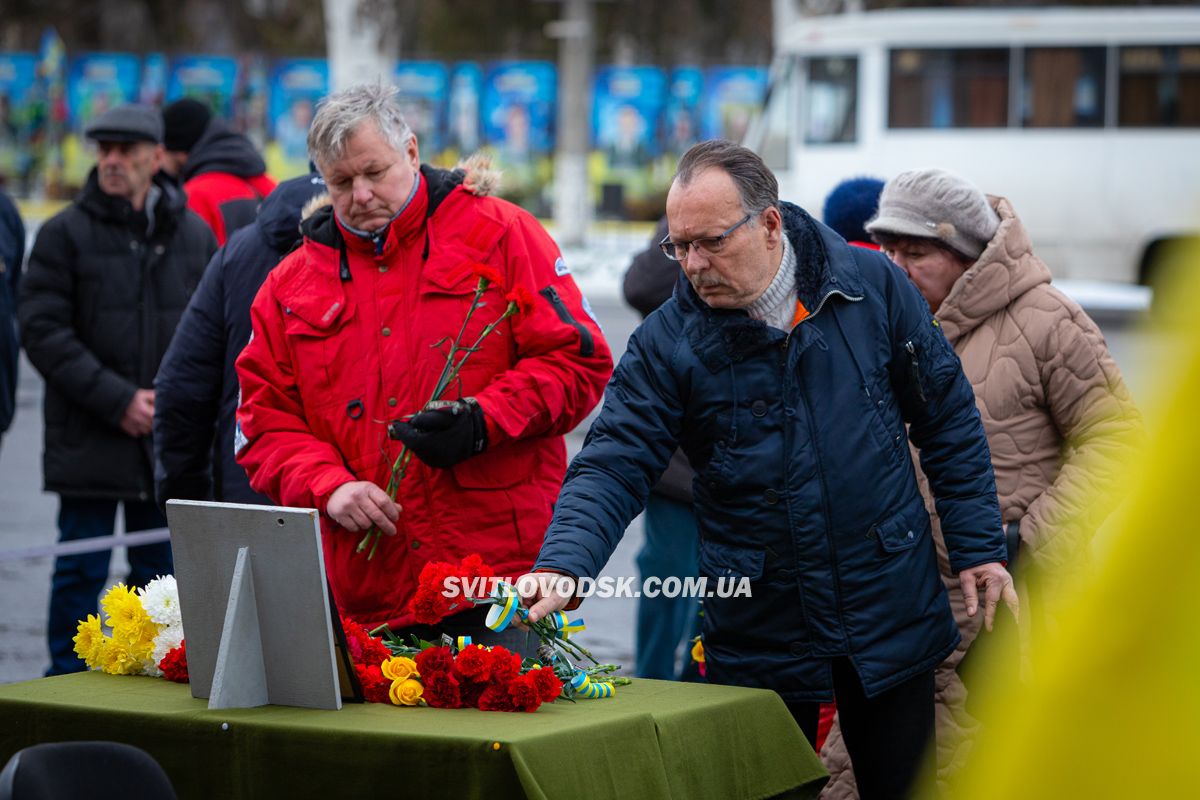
[381,656,419,683]
[390,678,424,707]
[98,637,143,676]
[691,637,705,665]
[72,614,107,668]
[101,583,147,631]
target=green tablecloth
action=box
[0,672,827,799]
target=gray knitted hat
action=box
[865,168,1000,260]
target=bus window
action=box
[757,57,797,171]
[804,56,858,144]
[1022,47,1107,128]
[1119,45,1200,127]
[888,48,1009,129]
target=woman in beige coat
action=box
[819,169,1142,797]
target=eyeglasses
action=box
[659,213,755,261]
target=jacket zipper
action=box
[783,287,862,654]
[905,340,927,402]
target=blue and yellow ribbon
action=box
[484,581,521,632]
[570,669,614,699]
[456,635,473,651]
[547,611,586,639]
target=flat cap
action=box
[84,104,164,145]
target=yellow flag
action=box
[941,245,1200,798]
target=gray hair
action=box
[674,139,778,216]
[307,83,414,169]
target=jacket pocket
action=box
[868,498,929,554]
[698,539,765,580]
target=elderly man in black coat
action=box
[19,105,216,675]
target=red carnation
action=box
[342,617,390,667]
[454,645,492,682]
[529,666,563,703]
[470,263,505,289]
[159,640,189,683]
[487,646,522,683]
[460,678,488,709]
[505,286,537,319]
[422,672,463,709]
[477,682,517,712]
[355,663,391,704]
[507,673,543,713]
[414,646,454,677]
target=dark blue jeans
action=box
[45,497,173,676]
[635,494,701,680]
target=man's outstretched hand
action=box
[959,561,1019,632]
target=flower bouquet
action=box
[372,554,630,705]
[73,576,188,682]
[357,265,537,560]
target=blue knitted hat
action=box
[822,176,885,244]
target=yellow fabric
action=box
[937,246,1200,798]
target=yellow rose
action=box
[381,656,419,682]
[389,678,424,707]
[691,637,705,665]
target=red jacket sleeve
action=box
[234,271,357,511]
[473,212,613,445]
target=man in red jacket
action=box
[162,98,277,244]
[234,84,612,645]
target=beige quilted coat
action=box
[820,197,1142,798]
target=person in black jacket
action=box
[622,215,702,680]
[0,188,24,444]
[154,172,328,506]
[18,105,217,676]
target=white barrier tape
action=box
[0,528,171,563]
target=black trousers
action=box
[787,658,934,800]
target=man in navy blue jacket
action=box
[153,173,327,506]
[526,141,1017,799]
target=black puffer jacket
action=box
[18,169,216,500]
[154,173,327,506]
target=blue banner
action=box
[0,53,37,177]
[394,61,448,154]
[702,66,767,143]
[446,62,483,156]
[483,61,556,162]
[67,53,140,130]
[139,53,167,107]
[268,58,327,165]
[167,56,238,118]
[592,66,665,169]
[665,67,704,156]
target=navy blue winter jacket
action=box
[154,173,327,505]
[536,204,1006,700]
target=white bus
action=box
[745,3,1200,285]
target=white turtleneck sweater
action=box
[745,233,797,331]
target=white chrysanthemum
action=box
[138,575,182,628]
[147,624,185,677]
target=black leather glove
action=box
[388,398,488,469]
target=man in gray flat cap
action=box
[18,104,217,675]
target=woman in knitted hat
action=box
[819,168,1144,798]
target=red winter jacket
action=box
[235,165,612,629]
[184,172,277,245]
